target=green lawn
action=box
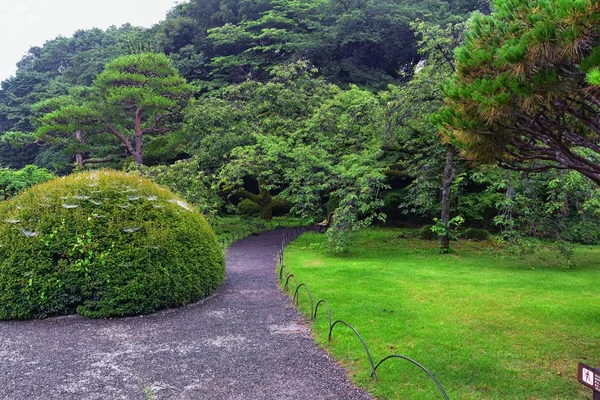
[283,229,600,399]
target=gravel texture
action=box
[0,228,373,400]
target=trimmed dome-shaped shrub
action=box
[0,170,224,320]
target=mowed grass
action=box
[283,229,600,400]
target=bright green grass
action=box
[283,228,600,400]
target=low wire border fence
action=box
[277,228,450,400]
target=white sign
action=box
[583,367,595,386]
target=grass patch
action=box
[283,228,600,399]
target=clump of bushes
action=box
[461,228,492,241]
[0,170,225,320]
[272,196,292,216]
[130,157,223,222]
[237,196,292,217]
[418,225,437,240]
[237,198,260,216]
[0,165,55,200]
[562,220,600,245]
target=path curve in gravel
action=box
[0,229,373,400]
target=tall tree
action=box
[92,53,192,165]
[32,88,119,169]
[382,20,466,251]
[210,60,335,218]
[207,0,325,82]
[0,24,154,166]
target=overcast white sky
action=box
[0,0,183,82]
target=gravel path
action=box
[0,229,373,400]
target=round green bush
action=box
[461,228,491,241]
[237,198,260,216]
[0,170,225,320]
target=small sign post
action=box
[578,363,600,400]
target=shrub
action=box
[562,219,600,245]
[461,228,491,241]
[237,198,260,216]
[418,225,437,240]
[272,196,292,216]
[0,165,55,200]
[0,169,225,320]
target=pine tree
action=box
[435,0,600,184]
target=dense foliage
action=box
[0,0,485,168]
[0,170,224,319]
[131,157,223,221]
[3,0,599,251]
[0,165,54,200]
[0,25,154,168]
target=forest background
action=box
[1,0,599,256]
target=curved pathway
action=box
[0,229,372,400]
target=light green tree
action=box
[212,61,335,219]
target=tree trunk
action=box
[258,181,273,220]
[440,147,455,251]
[559,170,569,217]
[233,181,273,220]
[134,108,144,165]
[106,123,137,164]
[74,154,84,169]
[74,130,84,169]
[133,151,143,166]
